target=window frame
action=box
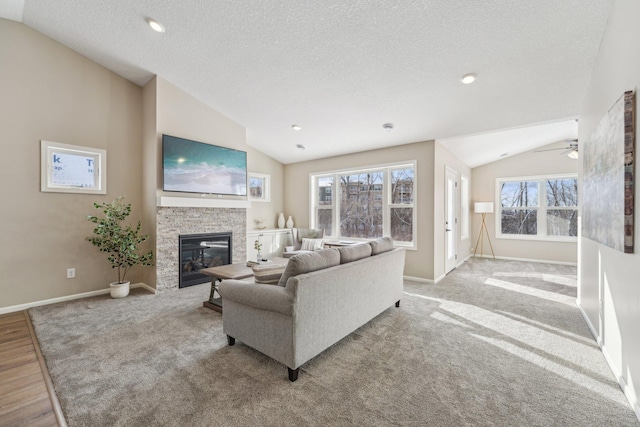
[495,173,578,242]
[309,161,417,249]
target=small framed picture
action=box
[41,140,106,194]
[248,173,270,202]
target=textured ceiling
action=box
[8,1,611,165]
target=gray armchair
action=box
[283,228,325,258]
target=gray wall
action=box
[578,0,640,416]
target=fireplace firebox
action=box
[179,232,232,288]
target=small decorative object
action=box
[86,196,154,298]
[286,215,294,228]
[255,218,267,230]
[254,239,263,261]
[277,212,285,229]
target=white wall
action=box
[578,0,640,418]
[471,141,578,263]
[434,142,473,279]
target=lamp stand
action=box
[473,213,495,259]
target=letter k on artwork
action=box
[53,154,61,163]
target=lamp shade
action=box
[474,202,494,214]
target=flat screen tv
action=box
[162,134,247,196]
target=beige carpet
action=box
[29,258,638,426]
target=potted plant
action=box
[86,196,154,298]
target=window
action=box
[460,175,469,240]
[496,175,578,240]
[311,162,416,247]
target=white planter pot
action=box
[110,281,130,298]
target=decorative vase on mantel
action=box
[277,213,285,229]
[286,215,294,228]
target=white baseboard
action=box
[472,254,577,266]
[0,283,155,315]
[576,302,601,345]
[403,275,434,284]
[577,302,640,422]
[456,254,472,268]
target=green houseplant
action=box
[87,196,154,298]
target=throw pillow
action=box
[277,248,340,286]
[369,237,394,255]
[251,263,286,285]
[300,238,323,251]
[337,243,372,264]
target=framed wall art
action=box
[41,140,107,194]
[582,90,635,253]
[248,173,270,202]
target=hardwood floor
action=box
[0,311,65,427]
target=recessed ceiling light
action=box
[460,73,477,84]
[296,144,306,150]
[146,18,165,33]
[292,125,302,131]
[382,123,394,132]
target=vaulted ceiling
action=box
[2,1,611,166]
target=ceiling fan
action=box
[534,138,579,159]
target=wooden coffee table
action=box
[201,257,288,312]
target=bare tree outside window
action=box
[317,176,333,236]
[499,176,578,238]
[546,178,578,236]
[339,172,384,238]
[390,168,414,242]
[311,163,416,246]
[501,181,538,235]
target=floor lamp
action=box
[473,202,495,259]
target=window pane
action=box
[317,177,333,205]
[501,181,538,207]
[546,179,578,207]
[501,209,537,235]
[317,209,333,237]
[547,209,578,236]
[391,168,414,204]
[339,172,384,239]
[391,208,413,242]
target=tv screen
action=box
[162,134,247,196]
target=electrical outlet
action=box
[67,268,75,279]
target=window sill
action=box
[496,234,577,243]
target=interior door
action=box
[445,167,458,274]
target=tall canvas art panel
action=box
[582,91,635,253]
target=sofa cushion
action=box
[337,243,372,264]
[277,248,340,286]
[369,237,394,255]
[300,238,323,251]
[251,263,286,285]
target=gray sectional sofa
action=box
[217,237,405,381]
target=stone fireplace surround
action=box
[156,207,246,292]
